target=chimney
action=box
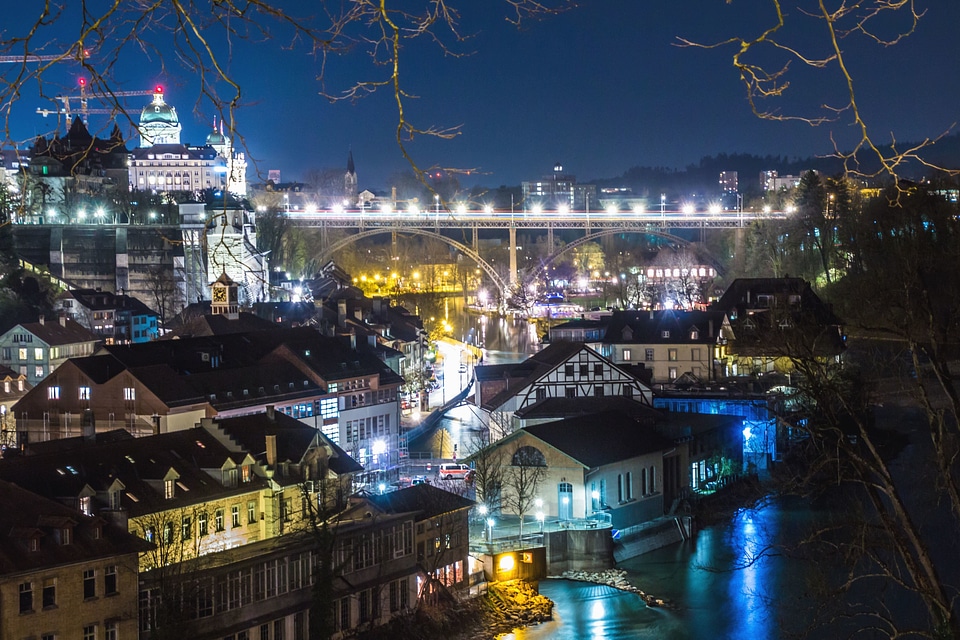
[38,315,44,325]
[82,409,95,441]
[266,405,275,421]
[338,299,347,328]
[708,319,714,338]
[349,332,357,351]
[265,434,277,467]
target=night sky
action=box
[4,2,959,190]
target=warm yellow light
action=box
[498,554,515,572]
[413,271,420,280]
[360,275,367,282]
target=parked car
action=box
[437,463,472,480]
[412,475,428,485]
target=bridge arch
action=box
[315,227,509,296]
[531,227,726,280]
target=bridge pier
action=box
[508,224,518,287]
[472,225,478,253]
[547,223,554,254]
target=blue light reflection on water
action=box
[514,500,803,640]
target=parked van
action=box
[437,463,472,480]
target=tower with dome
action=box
[138,86,182,147]
[128,87,247,197]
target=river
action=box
[508,497,825,640]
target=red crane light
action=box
[155,85,163,94]
[78,77,86,87]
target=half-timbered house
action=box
[474,342,653,438]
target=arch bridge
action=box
[296,209,779,300]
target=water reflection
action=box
[511,500,814,640]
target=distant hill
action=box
[589,132,960,197]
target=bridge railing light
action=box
[682,204,695,215]
[605,205,618,215]
[557,204,569,216]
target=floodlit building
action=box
[130,87,247,196]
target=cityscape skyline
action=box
[3,2,959,190]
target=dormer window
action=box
[79,495,92,516]
[165,479,175,499]
[59,527,72,545]
[241,465,252,483]
[661,330,671,339]
[222,468,238,488]
[690,330,699,340]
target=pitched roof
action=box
[514,396,659,423]
[522,411,676,468]
[368,483,474,521]
[12,317,99,346]
[0,479,150,576]
[212,411,362,476]
[0,427,264,516]
[601,309,727,345]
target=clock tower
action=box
[211,272,239,319]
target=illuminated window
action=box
[48,386,60,400]
[215,509,224,532]
[232,505,241,528]
[622,348,631,361]
[199,513,208,536]
[18,348,27,360]
[34,348,43,360]
[79,386,91,400]
[668,349,678,362]
[123,387,136,401]
[164,480,175,499]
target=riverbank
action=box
[357,580,553,640]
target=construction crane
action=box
[36,78,157,124]
[0,50,88,65]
